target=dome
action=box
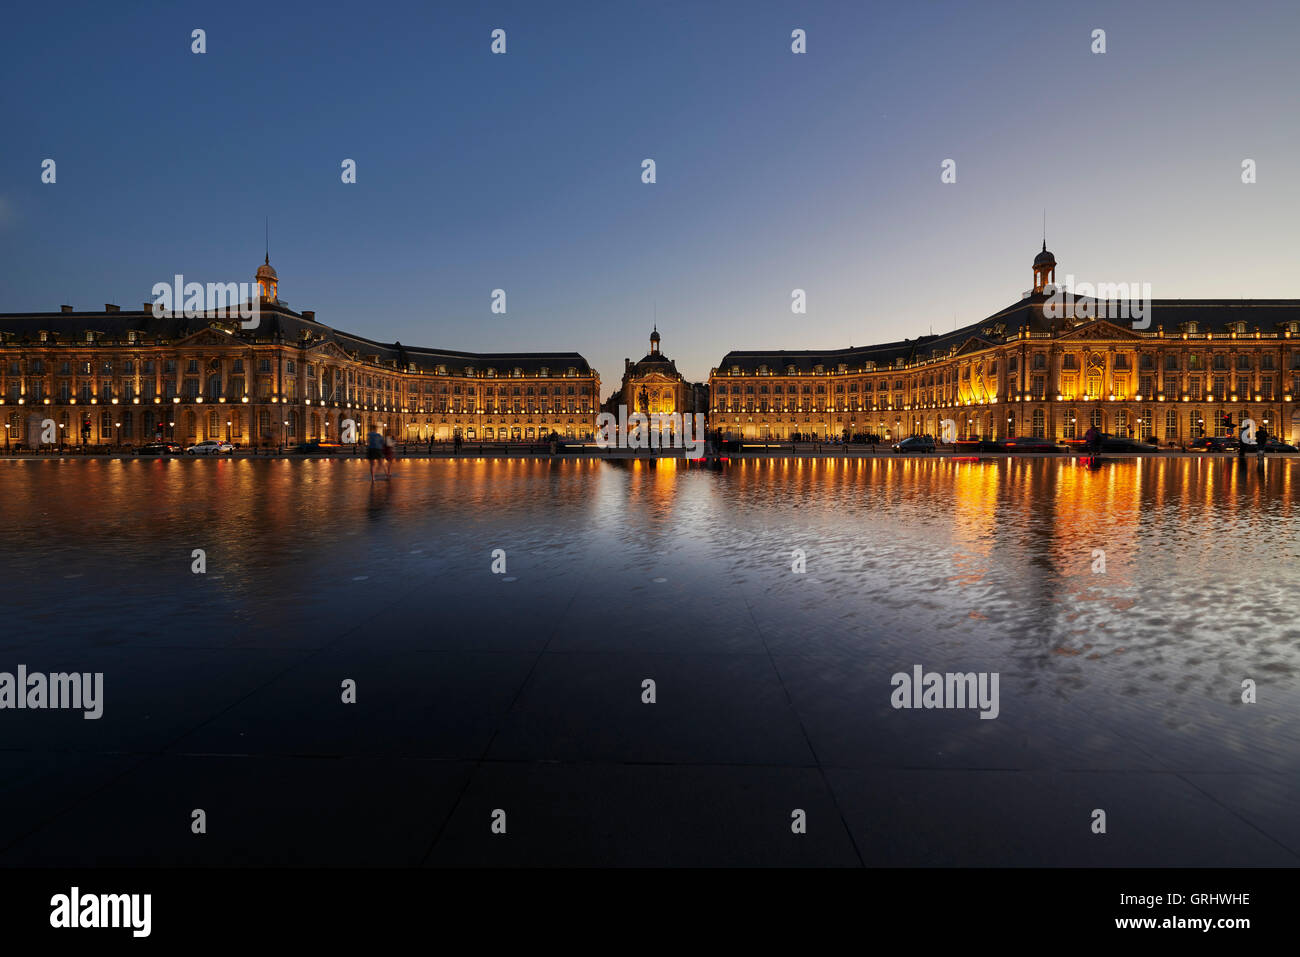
[256,255,278,281]
[1033,242,1056,267]
[650,326,661,342]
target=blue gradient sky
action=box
[2,0,1298,390]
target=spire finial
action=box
[265,217,269,264]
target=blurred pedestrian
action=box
[366,427,384,481]
[383,430,396,478]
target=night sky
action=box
[3,0,1297,390]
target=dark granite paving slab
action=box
[1181,773,1300,858]
[770,653,1160,771]
[0,648,306,753]
[1088,684,1300,774]
[827,768,1300,867]
[349,579,575,654]
[170,650,538,760]
[486,652,816,766]
[427,762,860,867]
[551,592,769,655]
[0,752,148,853]
[0,755,474,867]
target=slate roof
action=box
[715,294,1300,374]
[0,303,594,376]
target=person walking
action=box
[366,427,384,481]
[1256,424,1268,467]
[383,430,396,478]
[1083,424,1101,457]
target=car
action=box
[1191,436,1238,452]
[136,442,183,455]
[185,440,234,455]
[1260,439,1298,453]
[1097,433,1153,452]
[993,436,1064,453]
[292,440,344,454]
[892,435,936,454]
[1065,433,1154,453]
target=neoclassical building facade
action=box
[608,327,702,417]
[0,259,601,448]
[710,246,1300,444]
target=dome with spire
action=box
[255,253,278,300]
[1033,242,1056,268]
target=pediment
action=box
[173,327,237,348]
[954,335,995,356]
[307,340,351,361]
[1056,319,1146,341]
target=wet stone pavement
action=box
[1,455,1298,866]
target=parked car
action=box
[993,436,1064,453]
[1191,436,1238,452]
[892,435,936,454]
[1260,439,1298,453]
[292,440,344,454]
[136,442,183,455]
[1098,433,1152,452]
[185,440,234,455]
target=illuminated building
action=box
[710,245,1300,444]
[0,258,600,447]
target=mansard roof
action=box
[0,303,594,376]
[715,294,1300,374]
